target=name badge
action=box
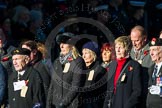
[63,63,70,73]
[121,73,126,82]
[88,70,94,81]
[21,86,28,97]
[13,80,26,91]
[137,60,142,64]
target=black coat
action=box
[79,61,107,108]
[8,66,45,108]
[104,58,142,108]
[33,60,51,100]
[46,56,86,108]
[146,64,162,108]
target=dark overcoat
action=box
[146,64,162,108]
[46,56,86,108]
[8,66,45,108]
[33,60,51,99]
[79,61,107,108]
[104,57,142,108]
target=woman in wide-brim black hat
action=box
[46,32,86,108]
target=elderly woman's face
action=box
[60,43,72,55]
[115,43,127,59]
[102,50,111,63]
[82,48,94,66]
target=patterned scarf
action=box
[59,51,73,64]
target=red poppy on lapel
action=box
[1,56,12,62]
[67,57,73,62]
[25,80,29,86]
[106,67,109,72]
[128,66,133,71]
[144,50,149,56]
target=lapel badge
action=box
[128,66,133,71]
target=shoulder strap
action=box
[116,60,131,85]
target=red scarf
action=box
[114,58,127,93]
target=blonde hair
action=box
[115,36,132,53]
[71,46,80,59]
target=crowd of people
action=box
[0,0,162,108]
[0,25,162,108]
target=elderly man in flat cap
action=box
[146,38,162,108]
[8,48,45,108]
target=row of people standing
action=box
[103,25,162,108]
[46,30,142,108]
[1,25,162,108]
[46,25,162,108]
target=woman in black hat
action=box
[46,32,86,108]
[79,41,107,108]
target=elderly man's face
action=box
[12,55,30,71]
[150,46,162,63]
[130,30,146,51]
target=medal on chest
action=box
[156,77,162,86]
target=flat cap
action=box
[11,48,31,56]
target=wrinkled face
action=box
[82,48,94,66]
[130,30,146,51]
[102,49,111,63]
[22,45,36,61]
[60,43,72,56]
[150,46,162,63]
[12,55,30,71]
[115,43,127,59]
